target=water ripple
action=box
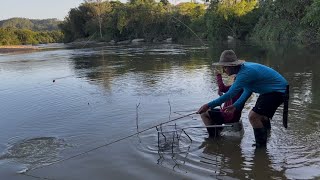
[0,137,68,170]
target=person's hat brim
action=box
[212,60,245,67]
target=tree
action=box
[206,0,259,40]
[160,0,169,6]
[85,0,112,39]
[252,0,313,42]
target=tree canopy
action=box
[2,0,320,46]
[0,18,61,31]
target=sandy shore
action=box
[0,45,41,54]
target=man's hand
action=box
[223,105,236,114]
[197,104,209,114]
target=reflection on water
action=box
[0,42,320,179]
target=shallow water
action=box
[0,42,319,179]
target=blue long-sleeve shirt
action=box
[208,62,288,110]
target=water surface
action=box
[0,42,319,179]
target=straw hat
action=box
[212,50,245,66]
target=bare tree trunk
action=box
[98,0,103,39]
[86,0,104,39]
[99,18,102,39]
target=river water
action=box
[0,42,319,180]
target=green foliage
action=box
[217,0,258,18]
[116,8,129,34]
[3,0,320,46]
[302,0,320,28]
[206,0,259,40]
[176,2,206,20]
[0,28,20,45]
[300,0,320,44]
[0,27,63,45]
[55,0,320,45]
[59,1,208,43]
[0,18,64,45]
[14,29,38,45]
[160,0,169,6]
[0,18,61,31]
[251,0,315,43]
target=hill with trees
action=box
[0,18,63,45]
[0,18,61,31]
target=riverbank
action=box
[0,45,41,54]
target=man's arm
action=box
[207,81,243,108]
[233,88,252,110]
[208,71,252,108]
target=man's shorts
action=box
[252,92,284,119]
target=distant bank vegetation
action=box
[1,0,320,46]
[0,18,63,45]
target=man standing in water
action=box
[197,50,289,147]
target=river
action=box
[0,42,319,179]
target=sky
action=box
[0,0,192,21]
[0,0,85,20]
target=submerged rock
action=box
[116,40,131,45]
[131,39,145,43]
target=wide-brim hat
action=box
[212,50,245,66]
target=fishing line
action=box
[22,6,208,177]
[19,172,54,180]
[81,32,97,49]
[170,16,206,47]
[23,112,197,174]
[173,109,198,113]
